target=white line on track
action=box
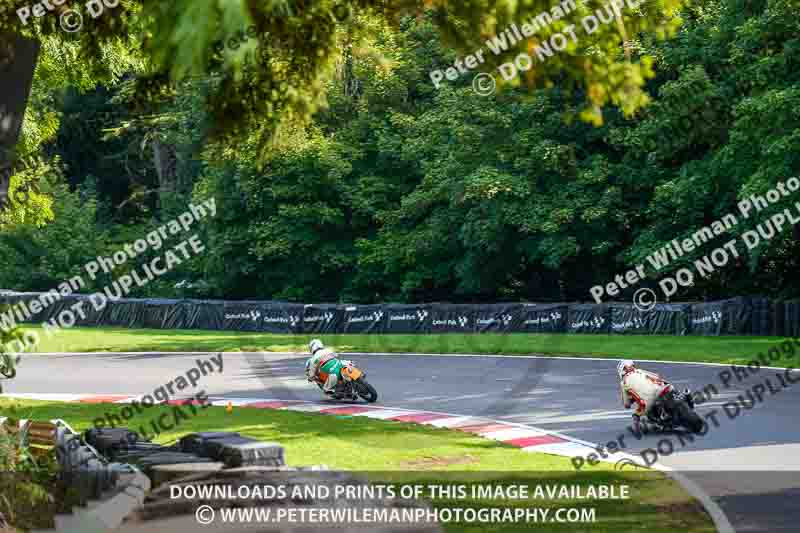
[30,350,798,371]
[30,352,797,370]
[339,351,797,372]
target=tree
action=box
[616,0,800,299]
[2,0,687,161]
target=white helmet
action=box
[309,339,324,354]
[617,360,635,378]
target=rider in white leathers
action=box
[618,360,693,431]
[305,339,352,398]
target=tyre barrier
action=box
[0,291,790,336]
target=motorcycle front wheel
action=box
[676,401,704,433]
[354,379,378,403]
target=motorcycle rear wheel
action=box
[354,379,378,403]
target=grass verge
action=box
[0,398,715,532]
[22,324,800,366]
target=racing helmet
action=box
[309,338,324,354]
[617,360,635,378]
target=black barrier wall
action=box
[0,291,794,336]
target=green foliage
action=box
[0,178,205,298]
[192,0,800,302]
[0,183,106,291]
[2,0,800,303]
[0,405,69,532]
[2,0,688,162]
[617,0,800,298]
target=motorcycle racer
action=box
[618,360,694,431]
[305,339,350,398]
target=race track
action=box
[6,351,800,532]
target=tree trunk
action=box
[152,136,179,209]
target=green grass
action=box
[24,324,800,366]
[0,398,715,532]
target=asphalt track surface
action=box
[6,351,800,532]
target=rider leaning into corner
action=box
[305,339,351,399]
[618,360,694,432]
